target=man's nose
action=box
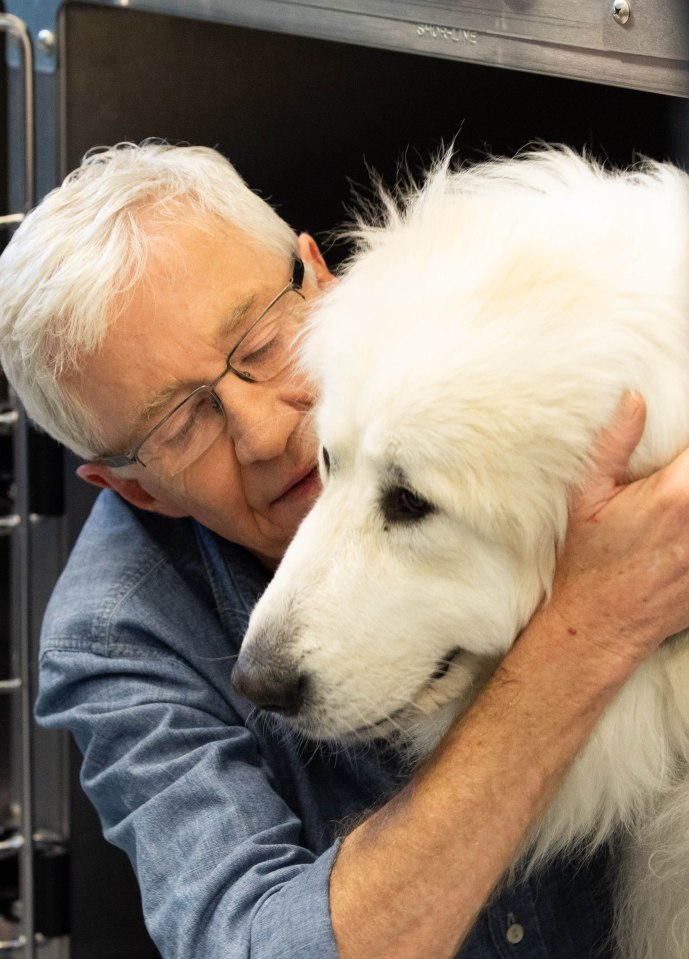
[218,379,301,465]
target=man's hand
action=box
[549,391,689,668]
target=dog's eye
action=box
[381,486,435,524]
[321,446,331,475]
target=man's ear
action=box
[297,232,337,289]
[75,463,188,518]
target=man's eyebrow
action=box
[217,294,257,341]
[133,295,259,428]
[136,382,188,426]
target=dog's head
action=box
[232,149,689,748]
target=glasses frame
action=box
[97,256,306,470]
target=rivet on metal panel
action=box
[36,28,55,55]
[612,0,631,25]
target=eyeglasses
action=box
[97,257,306,477]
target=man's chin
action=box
[245,545,283,572]
[203,470,321,566]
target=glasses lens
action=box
[229,290,303,382]
[139,387,227,476]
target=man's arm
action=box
[330,393,689,959]
[35,494,346,959]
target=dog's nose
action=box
[231,652,307,717]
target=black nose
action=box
[231,654,307,717]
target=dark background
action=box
[64,4,689,266]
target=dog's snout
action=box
[231,647,306,717]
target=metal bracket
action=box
[0,410,20,430]
[4,1,60,74]
[0,11,34,225]
[0,516,21,534]
[0,935,28,953]
[0,831,25,856]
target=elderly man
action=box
[2,142,689,959]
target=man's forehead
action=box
[90,215,277,449]
[133,293,257,427]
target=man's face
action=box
[74,213,332,566]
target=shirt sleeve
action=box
[36,640,343,959]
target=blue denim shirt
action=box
[36,490,616,959]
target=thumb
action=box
[573,391,647,517]
[590,391,647,483]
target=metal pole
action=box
[0,13,35,211]
[14,401,35,959]
[1,14,36,958]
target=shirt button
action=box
[506,922,525,944]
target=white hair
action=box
[0,141,299,458]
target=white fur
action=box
[239,147,689,958]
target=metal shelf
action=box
[6,0,688,96]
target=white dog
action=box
[233,147,689,958]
